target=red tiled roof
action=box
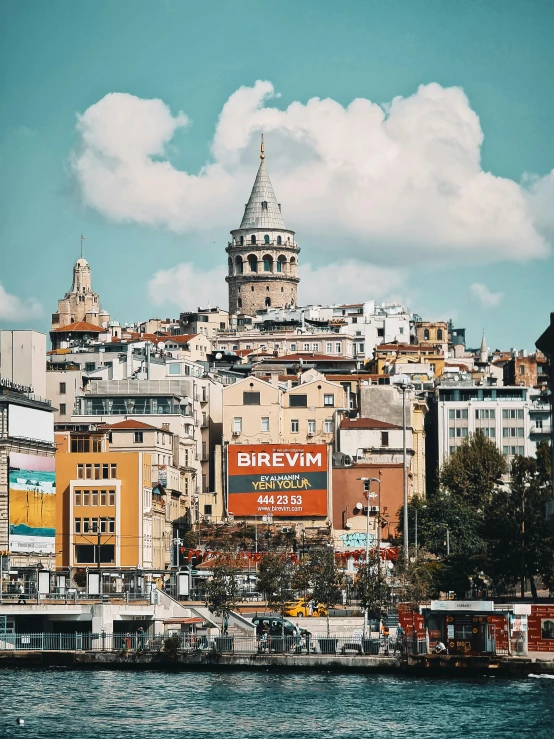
[51,321,104,333]
[340,418,401,430]
[165,334,197,344]
[103,419,167,431]
[264,353,353,362]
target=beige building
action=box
[165,334,213,363]
[180,307,230,338]
[222,374,347,446]
[52,256,109,330]
[215,330,355,358]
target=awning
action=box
[163,617,205,625]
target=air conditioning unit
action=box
[307,432,314,437]
[232,431,240,436]
[370,506,379,514]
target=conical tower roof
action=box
[480,332,487,353]
[239,136,286,230]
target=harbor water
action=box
[0,669,553,738]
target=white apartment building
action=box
[436,382,552,466]
[215,330,354,358]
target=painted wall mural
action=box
[9,452,55,554]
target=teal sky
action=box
[1,0,553,351]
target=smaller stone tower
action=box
[226,136,300,315]
[51,247,109,329]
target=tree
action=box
[485,442,554,599]
[305,548,342,636]
[394,551,440,605]
[257,553,297,636]
[356,553,391,635]
[205,553,241,626]
[439,431,507,509]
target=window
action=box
[60,403,67,416]
[85,464,92,479]
[449,428,455,438]
[82,490,90,506]
[262,201,268,210]
[290,394,308,407]
[423,329,430,341]
[291,419,299,433]
[233,417,242,433]
[437,329,443,341]
[237,298,242,308]
[303,343,310,351]
[134,431,144,443]
[325,419,333,433]
[277,235,282,245]
[451,427,468,438]
[251,235,256,244]
[476,409,495,420]
[248,254,257,272]
[326,342,332,353]
[503,446,525,456]
[83,518,91,534]
[377,328,384,338]
[85,362,96,372]
[520,365,525,375]
[74,490,81,506]
[108,491,115,506]
[482,427,496,438]
[400,327,404,335]
[308,420,316,434]
[290,343,297,351]
[264,257,271,271]
[261,417,270,432]
[503,427,525,438]
[381,431,389,446]
[59,382,66,394]
[503,409,524,420]
[243,391,261,405]
[265,297,271,307]
[358,343,365,354]
[449,409,468,420]
[108,518,115,533]
[449,446,456,455]
[100,490,106,506]
[335,343,341,354]
[324,394,334,407]
[110,464,117,479]
[91,490,98,506]
[169,363,180,375]
[204,504,213,516]
[312,343,319,352]
[240,235,244,245]
[94,464,101,480]
[74,518,81,534]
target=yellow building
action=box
[55,430,158,570]
[369,342,445,378]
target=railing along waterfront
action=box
[0,633,408,656]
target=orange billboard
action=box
[227,444,328,517]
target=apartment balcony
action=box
[530,424,552,435]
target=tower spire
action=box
[260,133,264,160]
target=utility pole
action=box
[401,383,409,563]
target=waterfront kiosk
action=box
[420,601,511,656]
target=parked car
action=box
[251,616,310,638]
[284,598,328,618]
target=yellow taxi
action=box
[284,598,328,618]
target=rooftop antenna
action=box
[80,233,85,259]
[260,133,265,161]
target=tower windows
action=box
[262,201,268,210]
[277,235,282,245]
[238,298,242,308]
[251,286,254,291]
[263,255,273,272]
[437,329,443,340]
[277,255,286,273]
[240,235,244,245]
[235,256,243,274]
[264,234,270,244]
[424,329,430,341]
[251,235,256,244]
[265,297,271,307]
[228,257,233,275]
[248,255,258,272]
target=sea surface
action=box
[0,669,553,738]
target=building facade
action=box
[226,138,300,315]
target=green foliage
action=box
[163,635,182,661]
[395,552,440,605]
[305,548,342,636]
[439,431,507,509]
[257,552,297,616]
[205,554,241,618]
[484,442,554,598]
[355,554,391,619]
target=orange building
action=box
[55,430,154,570]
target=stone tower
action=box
[51,252,109,329]
[226,136,300,315]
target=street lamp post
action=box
[357,476,381,638]
[399,381,411,564]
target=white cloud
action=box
[470,283,504,308]
[0,283,43,321]
[148,263,227,310]
[73,82,552,265]
[147,260,406,312]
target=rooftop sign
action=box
[0,376,34,394]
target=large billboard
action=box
[9,453,55,554]
[227,444,328,517]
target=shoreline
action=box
[1,650,553,677]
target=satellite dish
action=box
[215,352,223,360]
[158,342,165,350]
